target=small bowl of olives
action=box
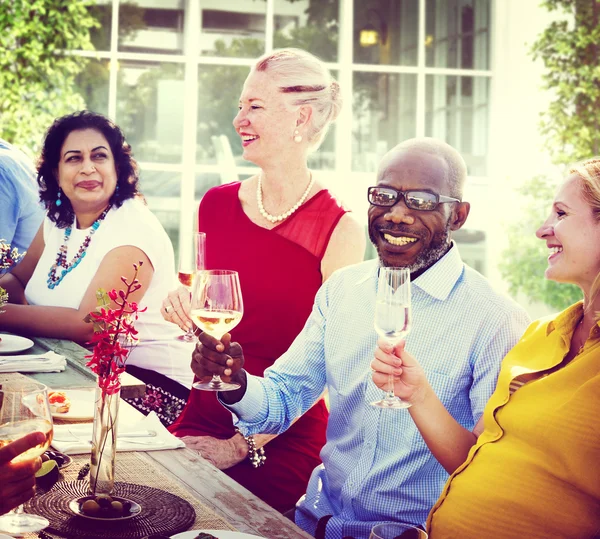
[68,494,142,521]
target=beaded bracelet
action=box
[235,428,266,468]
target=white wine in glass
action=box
[0,381,53,534]
[176,232,207,342]
[371,267,412,409]
[191,269,244,391]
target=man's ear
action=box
[449,201,470,231]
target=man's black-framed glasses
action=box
[367,186,461,211]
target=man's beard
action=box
[370,221,452,272]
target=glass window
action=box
[75,59,110,117]
[200,4,266,58]
[197,65,250,165]
[274,0,339,62]
[117,61,185,164]
[352,72,417,172]
[88,0,112,51]
[118,0,185,55]
[425,75,490,175]
[354,0,419,66]
[425,0,490,69]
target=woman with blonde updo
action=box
[161,49,365,512]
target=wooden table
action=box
[1,335,145,399]
[1,350,313,538]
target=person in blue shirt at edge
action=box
[0,139,44,263]
[191,137,531,539]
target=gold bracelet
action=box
[235,428,266,468]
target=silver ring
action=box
[165,305,172,314]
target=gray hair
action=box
[389,137,468,198]
[254,48,341,149]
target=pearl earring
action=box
[294,129,303,143]
[55,189,62,207]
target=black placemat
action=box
[26,480,195,539]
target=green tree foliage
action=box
[500,0,600,309]
[0,0,98,155]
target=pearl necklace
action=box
[256,172,315,224]
[47,207,111,289]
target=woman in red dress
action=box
[162,48,365,513]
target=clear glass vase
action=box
[89,385,120,495]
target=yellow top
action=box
[427,302,600,539]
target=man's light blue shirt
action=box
[0,139,44,258]
[226,246,530,539]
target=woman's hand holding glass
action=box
[371,339,430,407]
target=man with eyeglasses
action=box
[192,138,530,539]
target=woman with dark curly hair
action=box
[0,111,194,423]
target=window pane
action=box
[354,0,419,66]
[117,61,185,164]
[200,4,266,57]
[352,72,417,172]
[143,170,182,259]
[197,65,249,165]
[196,172,223,199]
[274,0,339,62]
[425,75,489,175]
[75,59,110,117]
[118,0,185,55]
[425,0,490,69]
[88,0,112,51]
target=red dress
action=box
[170,181,349,512]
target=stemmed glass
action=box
[176,232,207,342]
[0,381,53,534]
[371,267,412,409]
[190,269,244,391]
[370,522,427,539]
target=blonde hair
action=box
[254,48,341,149]
[569,157,600,317]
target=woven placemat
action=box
[23,452,236,538]
[28,480,194,538]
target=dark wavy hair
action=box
[37,111,141,228]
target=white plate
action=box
[172,531,266,539]
[50,389,95,421]
[0,334,34,354]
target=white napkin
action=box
[51,411,186,454]
[0,351,66,373]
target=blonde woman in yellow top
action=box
[371,158,600,538]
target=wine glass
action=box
[370,522,427,539]
[176,232,207,342]
[371,267,412,409]
[0,381,53,534]
[190,269,244,391]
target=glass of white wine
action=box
[176,232,207,342]
[371,267,412,409]
[0,381,53,534]
[370,522,427,539]
[191,269,244,391]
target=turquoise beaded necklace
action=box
[47,206,111,289]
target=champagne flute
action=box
[176,232,207,342]
[371,267,412,409]
[190,269,244,391]
[0,381,53,534]
[370,522,428,539]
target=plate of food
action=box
[171,531,266,539]
[48,389,95,420]
[43,449,73,469]
[0,334,34,354]
[69,494,142,521]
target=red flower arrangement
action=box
[85,262,147,394]
[84,262,146,495]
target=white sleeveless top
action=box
[25,198,194,388]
